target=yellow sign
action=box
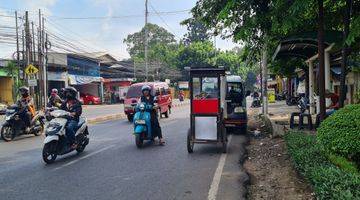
[25,64,39,75]
[268,89,276,103]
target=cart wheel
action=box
[222,127,227,153]
[187,129,194,153]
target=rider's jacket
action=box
[60,99,82,121]
[48,95,63,107]
[16,96,35,117]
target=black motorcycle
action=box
[1,105,45,141]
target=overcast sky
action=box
[0,0,239,60]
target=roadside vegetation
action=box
[285,130,360,199]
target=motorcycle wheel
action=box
[1,126,14,142]
[76,137,89,153]
[135,135,143,148]
[34,120,44,136]
[42,142,57,164]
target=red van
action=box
[124,82,172,121]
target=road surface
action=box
[0,105,247,200]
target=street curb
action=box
[87,101,189,125]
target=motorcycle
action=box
[44,106,58,121]
[133,103,157,148]
[42,110,89,164]
[1,104,44,141]
[251,97,261,108]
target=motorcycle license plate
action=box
[135,120,146,125]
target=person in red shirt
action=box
[325,90,339,116]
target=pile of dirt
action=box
[244,108,314,200]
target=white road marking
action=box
[53,144,115,171]
[207,135,232,200]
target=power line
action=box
[48,9,191,20]
[148,3,181,40]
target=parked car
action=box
[80,93,101,105]
[0,103,7,115]
[124,82,172,122]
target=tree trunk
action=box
[318,0,326,121]
[261,43,268,115]
[339,0,352,108]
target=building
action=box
[0,59,14,104]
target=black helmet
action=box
[19,86,29,97]
[141,85,151,93]
[64,87,78,100]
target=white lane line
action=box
[53,144,115,171]
[207,135,232,200]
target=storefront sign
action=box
[28,79,37,86]
[47,71,67,81]
[178,81,189,89]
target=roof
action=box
[272,30,343,61]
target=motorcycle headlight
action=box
[46,123,62,135]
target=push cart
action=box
[186,67,228,153]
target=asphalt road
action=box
[0,105,247,200]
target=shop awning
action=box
[272,31,343,61]
[68,75,101,85]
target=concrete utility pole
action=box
[144,0,149,82]
[15,11,20,81]
[261,44,268,115]
[25,11,32,91]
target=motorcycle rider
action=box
[60,87,82,149]
[16,86,35,132]
[139,85,165,145]
[47,88,63,107]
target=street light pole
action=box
[144,0,149,82]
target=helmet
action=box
[141,85,151,93]
[64,87,78,100]
[19,86,29,97]
[51,88,58,95]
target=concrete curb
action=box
[87,101,190,125]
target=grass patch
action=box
[284,131,360,200]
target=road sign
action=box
[28,79,37,87]
[25,64,39,75]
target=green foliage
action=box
[181,18,210,44]
[285,131,360,199]
[176,41,216,68]
[327,154,359,174]
[123,23,176,58]
[317,104,360,163]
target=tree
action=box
[176,41,216,68]
[3,61,22,102]
[181,18,211,45]
[123,23,176,58]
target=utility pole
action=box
[21,29,25,80]
[144,0,149,82]
[15,11,20,81]
[38,9,43,106]
[25,11,31,91]
[261,43,268,115]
